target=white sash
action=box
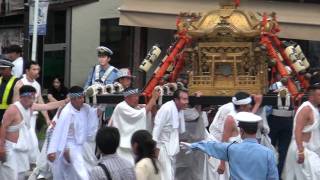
[14,101,32,128]
[11,102,32,152]
[277,93,291,110]
[93,65,115,84]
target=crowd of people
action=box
[0,45,319,180]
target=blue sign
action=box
[29,1,49,36]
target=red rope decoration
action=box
[234,0,240,7]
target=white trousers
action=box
[204,156,229,180]
[28,114,40,164]
[282,141,320,180]
[117,147,135,165]
[52,144,89,180]
[0,140,29,180]
[158,145,176,180]
[28,128,54,180]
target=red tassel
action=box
[234,0,240,7]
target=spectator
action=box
[47,76,68,118]
[90,127,136,180]
[48,76,68,102]
[6,45,24,78]
[131,130,161,180]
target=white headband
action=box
[123,88,140,97]
[68,92,84,98]
[232,96,252,105]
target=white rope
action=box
[155,85,164,105]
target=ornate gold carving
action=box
[178,4,270,96]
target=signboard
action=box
[29,0,49,36]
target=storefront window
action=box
[45,10,66,44]
[100,18,133,68]
[43,50,65,88]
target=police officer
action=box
[181,112,279,180]
[6,45,24,78]
[84,46,119,89]
[0,58,19,122]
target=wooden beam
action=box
[93,94,308,106]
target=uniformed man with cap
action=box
[84,46,119,89]
[181,112,279,180]
[0,58,19,122]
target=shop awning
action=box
[119,0,320,41]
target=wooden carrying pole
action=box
[143,35,190,97]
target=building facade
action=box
[0,0,319,89]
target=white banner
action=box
[29,0,49,35]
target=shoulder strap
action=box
[90,65,97,85]
[14,101,24,114]
[226,141,237,180]
[98,163,112,180]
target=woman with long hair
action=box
[131,130,161,180]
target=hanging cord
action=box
[226,141,237,180]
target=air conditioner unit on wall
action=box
[8,0,24,12]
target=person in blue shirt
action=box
[84,46,119,89]
[181,112,279,180]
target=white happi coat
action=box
[209,111,242,180]
[21,75,42,163]
[47,103,99,180]
[206,102,240,180]
[209,102,235,141]
[28,108,63,180]
[0,101,32,180]
[152,100,185,180]
[111,101,147,164]
[282,101,320,180]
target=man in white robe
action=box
[282,78,320,180]
[47,86,99,180]
[28,108,63,180]
[0,85,66,180]
[109,88,159,164]
[152,89,189,180]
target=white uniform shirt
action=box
[12,57,24,78]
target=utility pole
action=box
[31,0,39,62]
[23,0,30,64]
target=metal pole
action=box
[31,0,39,62]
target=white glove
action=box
[180,142,192,154]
